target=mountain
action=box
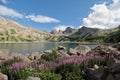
[0,16,52,42]
[51,27,77,35]
[55,26,120,42]
[71,26,101,38]
[0,16,119,43]
[63,27,77,35]
[51,29,63,35]
[104,26,120,43]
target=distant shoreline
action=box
[0,41,109,45]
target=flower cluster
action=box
[9,61,28,70]
[36,54,105,69]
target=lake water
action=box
[0,42,99,54]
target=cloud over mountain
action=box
[82,0,120,29]
[54,25,74,31]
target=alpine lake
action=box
[0,42,99,54]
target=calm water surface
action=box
[0,42,99,54]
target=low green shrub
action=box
[39,72,62,80]
[55,63,83,80]
[41,49,60,61]
[7,67,39,80]
[64,72,83,80]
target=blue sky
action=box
[0,0,120,32]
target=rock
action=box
[0,49,9,61]
[108,63,120,73]
[63,27,77,35]
[0,72,8,80]
[10,53,31,63]
[28,52,43,60]
[106,74,115,80]
[94,64,99,69]
[43,50,52,54]
[75,44,91,55]
[56,45,69,56]
[107,58,120,66]
[58,50,69,57]
[69,44,91,56]
[114,73,120,80]
[112,43,120,51]
[69,48,77,55]
[85,67,108,80]
[107,58,120,73]
[89,45,117,55]
[57,45,66,51]
[26,76,40,80]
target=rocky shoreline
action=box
[0,44,120,80]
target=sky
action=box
[0,0,120,32]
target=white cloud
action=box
[0,5,23,19]
[82,0,120,29]
[25,15,60,23]
[0,0,7,4]
[54,25,74,31]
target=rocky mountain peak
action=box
[63,27,77,34]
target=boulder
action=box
[107,58,120,73]
[10,53,31,63]
[75,45,91,55]
[112,43,120,51]
[69,44,91,56]
[89,45,117,55]
[58,49,69,57]
[0,72,8,80]
[69,48,77,55]
[114,73,120,80]
[26,76,40,80]
[108,62,120,73]
[56,45,66,51]
[85,67,108,80]
[106,74,115,80]
[56,45,69,56]
[28,52,43,60]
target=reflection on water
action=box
[0,42,99,54]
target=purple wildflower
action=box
[9,61,28,70]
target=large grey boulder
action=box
[106,74,115,80]
[107,59,120,73]
[69,44,91,56]
[85,67,108,80]
[114,73,120,80]
[69,48,77,55]
[56,45,69,56]
[0,72,8,80]
[89,45,117,55]
[75,44,91,55]
[26,76,40,80]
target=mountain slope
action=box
[0,16,51,42]
[55,26,120,42]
